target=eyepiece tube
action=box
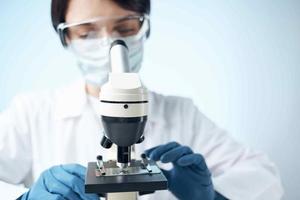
[110,40,130,73]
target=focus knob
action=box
[136,135,145,144]
[101,135,113,149]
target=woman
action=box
[0,0,283,199]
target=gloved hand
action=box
[145,142,215,200]
[21,164,99,200]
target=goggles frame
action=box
[57,15,150,48]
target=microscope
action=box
[85,40,168,200]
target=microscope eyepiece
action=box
[110,39,128,50]
[109,39,130,73]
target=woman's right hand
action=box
[20,164,99,200]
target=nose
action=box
[98,25,121,39]
[98,27,111,38]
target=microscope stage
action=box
[85,162,168,194]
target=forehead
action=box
[65,0,137,24]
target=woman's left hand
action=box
[145,141,215,200]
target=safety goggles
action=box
[57,15,150,48]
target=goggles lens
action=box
[59,15,148,42]
[58,15,149,60]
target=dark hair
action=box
[51,0,151,32]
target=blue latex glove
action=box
[145,142,215,200]
[21,164,99,200]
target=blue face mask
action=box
[65,15,149,87]
[73,37,144,87]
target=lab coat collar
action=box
[53,79,159,123]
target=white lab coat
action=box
[0,79,283,200]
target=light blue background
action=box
[0,0,299,199]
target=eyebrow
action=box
[114,15,141,24]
